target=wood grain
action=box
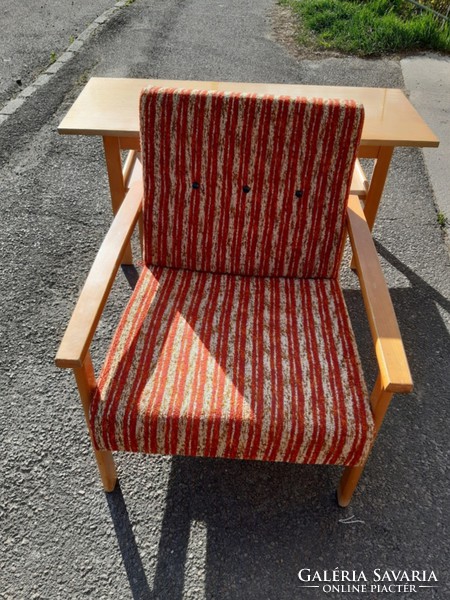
[59,77,439,148]
[346,194,413,393]
[55,181,143,369]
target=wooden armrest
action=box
[55,181,143,369]
[346,195,413,393]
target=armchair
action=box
[56,87,412,506]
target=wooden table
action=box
[59,77,439,263]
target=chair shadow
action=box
[150,457,331,600]
[107,457,332,600]
[375,240,450,315]
[344,240,450,393]
[106,242,450,599]
[106,482,154,600]
[121,264,141,290]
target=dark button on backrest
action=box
[295,189,303,198]
[243,185,251,194]
[192,181,200,190]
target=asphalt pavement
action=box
[0,0,117,108]
[1,1,449,599]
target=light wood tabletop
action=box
[59,77,439,148]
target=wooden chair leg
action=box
[337,465,365,507]
[73,352,117,492]
[91,449,117,493]
[337,375,394,506]
[363,147,394,232]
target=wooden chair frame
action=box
[55,180,412,507]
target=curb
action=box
[0,0,129,125]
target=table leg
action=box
[122,150,143,254]
[363,146,394,231]
[102,136,133,264]
[349,146,394,270]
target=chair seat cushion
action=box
[90,267,374,466]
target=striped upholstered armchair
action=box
[56,87,412,506]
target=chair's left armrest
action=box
[55,181,143,369]
[346,195,413,393]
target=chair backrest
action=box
[140,87,364,278]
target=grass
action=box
[49,51,57,64]
[281,0,450,56]
[437,211,448,228]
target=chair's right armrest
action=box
[55,181,143,369]
[346,194,413,394]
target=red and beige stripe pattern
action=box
[90,267,374,466]
[140,87,364,278]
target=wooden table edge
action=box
[57,77,440,148]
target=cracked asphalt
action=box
[1,1,449,598]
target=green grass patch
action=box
[437,211,448,228]
[281,0,450,56]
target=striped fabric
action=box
[140,87,364,278]
[90,267,374,466]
